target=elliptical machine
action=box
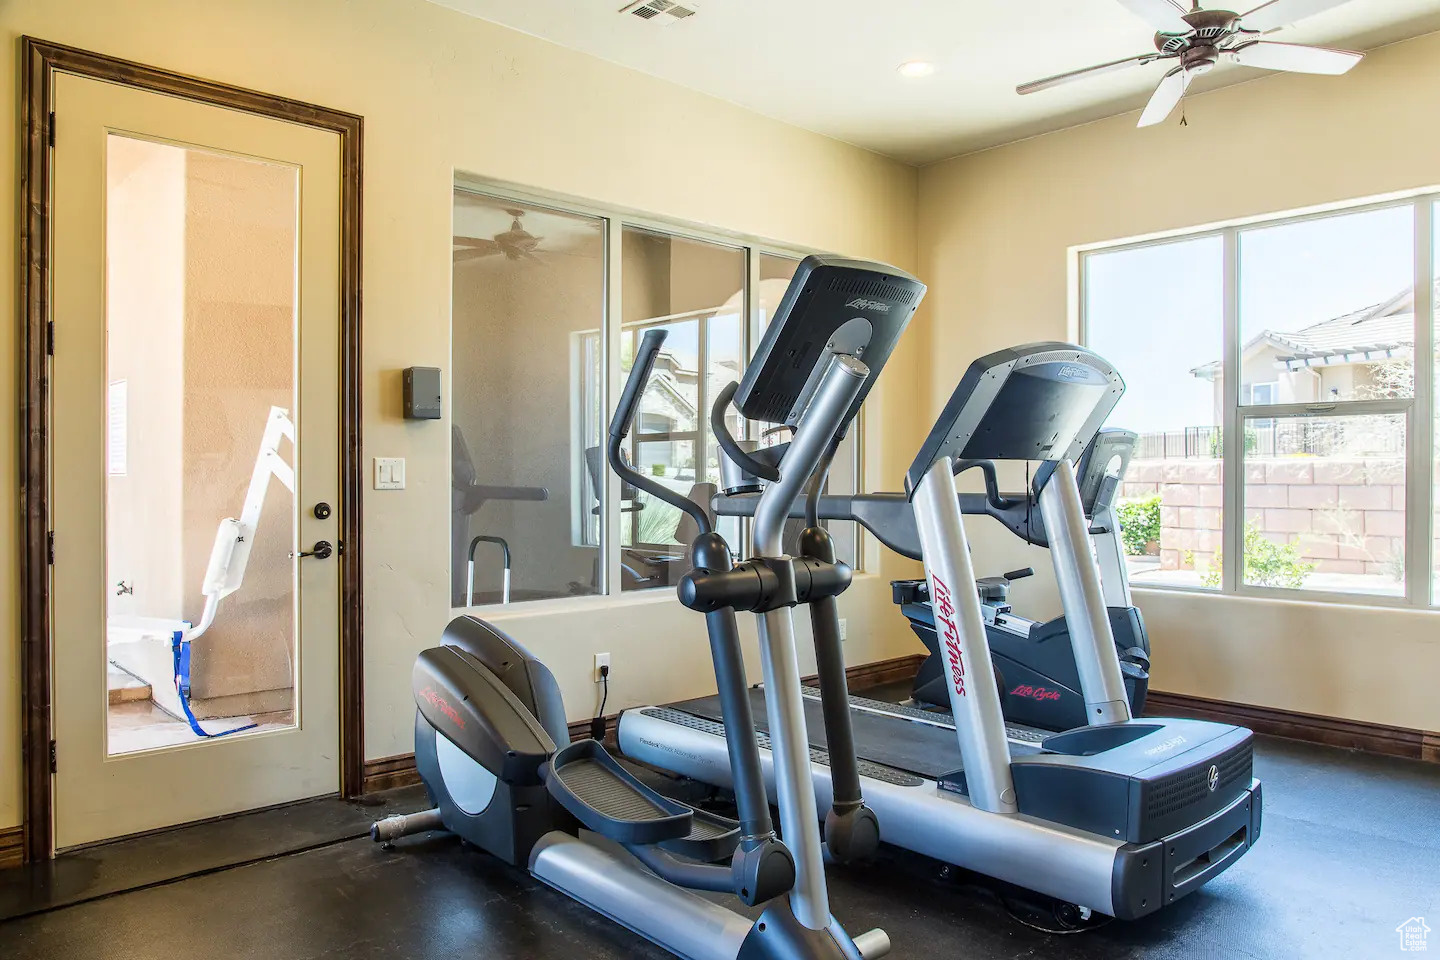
[372,255,922,960]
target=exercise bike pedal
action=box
[543,739,693,845]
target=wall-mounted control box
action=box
[403,366,442,420]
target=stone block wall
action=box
[1119,457,1410,576]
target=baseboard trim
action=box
[0,826,23,870]
[1145,690,1440,764]
[361,653,928,794]
[362,754,422,793]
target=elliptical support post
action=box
[751,353,869,931]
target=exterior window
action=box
[1084,196,1432,606]
[1085,236,1224,588]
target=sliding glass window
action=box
[1083,193,1436,607]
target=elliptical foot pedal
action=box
[543,739,693,845]
[661,806,741,863]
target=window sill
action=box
[1132,582,1439,614]
[452,571,883,619]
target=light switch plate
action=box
[374,457,406,490]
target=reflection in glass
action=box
[452,190,605,604]
[1240,413,1406,596]
[1085,237,1226,589]
[619,228,746,591]
[1239,206,1414,404]
[105,135,299,754]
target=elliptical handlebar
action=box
[607,328,712,538]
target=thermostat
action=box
[403,367,442,420]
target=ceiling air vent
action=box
[621,0,698,22]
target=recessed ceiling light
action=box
[898,61,935,78]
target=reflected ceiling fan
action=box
[1017,0,1365,127]
[454,209,543,263]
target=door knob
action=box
[294,540,333,560]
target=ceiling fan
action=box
[454,209,544,263]
[1017,0,1365,127]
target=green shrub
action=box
[650,463,667,476]
[1116,495,1161,557]
[1199,520,1315,588]
[1208,427,1259,458]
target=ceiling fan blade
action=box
[454,237,501,252]
[1137,66,1193,127]
[1115,0,1192,32]
[453,248,496,262]
[1239,0,1354,33]
[1228,40,1362,74]
[1017,52,1161,95]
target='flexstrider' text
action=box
[931,575,966,698]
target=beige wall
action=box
[0,0,922,830]
[917,30,1440,732]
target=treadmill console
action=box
[1076,427,1137,515]
[735,255,924,427]
[904,343,1124,498]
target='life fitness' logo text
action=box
[931,575,967,698]
[419,686,465,730]
[845,297,892,313]
[1010,684,1062,702]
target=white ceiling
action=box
[431,0,1440,164]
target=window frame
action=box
[1078,192,1436,609]
[452,177,862,607]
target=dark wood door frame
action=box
[19,37,365,863]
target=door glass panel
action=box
[105,135,299,755]
[620,227,745,591]
[451,191,606,603]
[1240,413,1406,596]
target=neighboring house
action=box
[1190,280,1433,421]
[633,348,742,474]
[1396,916,1432,952]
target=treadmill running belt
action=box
[671,688,965,781]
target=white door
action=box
[49,72,344,847]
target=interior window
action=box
[451,190,605,605]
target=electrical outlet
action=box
[838,618,848,642]
[373,457,405,490]
[594,652,611,681]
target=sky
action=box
[1086,203,1424,433]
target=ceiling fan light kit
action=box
[1018,0,1364,128]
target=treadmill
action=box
[713,425,1152,734]
[620,343,1262,920]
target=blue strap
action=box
[170,629,258,739]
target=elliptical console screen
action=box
[735,255,925,426]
